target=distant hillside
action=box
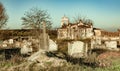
[0,29,57,40]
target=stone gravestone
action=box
[8,39,14,44]
[39,33,49,50]
[2,40,8,47]
[48,39,58,51]
[68,41,85,58]
[105,40,117,49]
[20,40,33,55]
[39,34,58,51]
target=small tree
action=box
[0,2,8,29]
[21,7,52,29]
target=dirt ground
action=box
[97,51,120,60]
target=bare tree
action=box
[0,2,8,29]
[73,15,83,23]
[21,7,52,30]
[83,19,93,26]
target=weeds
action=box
[0,54,25,68]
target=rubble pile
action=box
[28,50,67,67]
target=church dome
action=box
[61,15,69,26]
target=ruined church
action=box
[57,16,94,39]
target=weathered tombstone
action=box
[39,33,49,50]
[20,40,32,55]
[68,41,85,58]
[105,40,117,49]
[21,45,32,55]
[8,39,14,44]
[48,39,58,51]
[15,41,21,47]
[2,44,7,47]
[2,40,8,47]
[43,21,47,50]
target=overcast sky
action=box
[0,0,120,31]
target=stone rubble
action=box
[28,49,67,67]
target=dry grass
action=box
[0,49,120,71]
[0,54,25,69]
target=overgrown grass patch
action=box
[0,54,25,68]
